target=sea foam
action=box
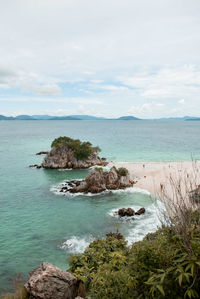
[51,180,151,197]
[59,236,93,253]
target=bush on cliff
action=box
[117,167,129,176]
[51,136,101,160]
[69,211,200,298]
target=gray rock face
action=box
[24,262,78,299]
[42,145,108,169]
[60,167,134,194]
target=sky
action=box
[0,0,200,118]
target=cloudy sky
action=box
[0,0,200,118]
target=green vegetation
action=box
[69,209,200,298]
[94,167,103,171]
[117,167,129,176]
[51,136,101,160]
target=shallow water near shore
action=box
[0,120,200,293]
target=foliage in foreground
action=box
[51,136,101,160]
[69,212,200,299]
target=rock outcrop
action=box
[36,151,49,155]
[42,145,108,169]
[117,208,145,217]
[135,207,146,215]
[24,262,78,299]
[118,208,135,217]
[118,207,146,217]
[59,166,134,194]
[29,164,42,169]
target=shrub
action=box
[117,167,129,176]
[51,136,101,160]
[69,218,200,298]
[94,167,103,171]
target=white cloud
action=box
[0,0,200,116]
[128,102,165,115]
[90,80,104,84]
[91,84,129,91]
[0,96,103,105]
[27,84,62,96]
[179,98,185,104]
[119,65,200,100]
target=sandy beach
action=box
[109,161,200,199]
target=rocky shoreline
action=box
[58,166,134,194]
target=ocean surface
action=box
[0,120,200,293]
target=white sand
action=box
[109,161,200,198]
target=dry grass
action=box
[159,160,200,252]
[0,275,28,299]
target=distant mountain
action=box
[117,116,140,120]
[156,116,200,121]
[69,115,107,120]
[49,116,82,120]
[15,115,35,120]
[31,114,106,120]
[32,115,53,120]
[0,115,14,120]
[0,114,199,121]
[186,118,200,121]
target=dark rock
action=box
[24,262,78,299]
[36,151,49,155]
[135,207,146,215]
[29,164,41,169]
[118,208,135,217]
[107,184,118,190]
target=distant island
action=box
[0,114,200,121]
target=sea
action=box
[0,120,200,293]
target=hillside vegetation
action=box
[69,211,200,298]
[51,136,101,160]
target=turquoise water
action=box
[0,120,200,293]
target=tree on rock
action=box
[51,136,101,160]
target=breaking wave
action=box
[59,236,94,253]
[51,180,151,197]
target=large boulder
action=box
[24,262,78,299]
[42,146,107,169]
[85,168,107,192]
[118,208,135,217]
